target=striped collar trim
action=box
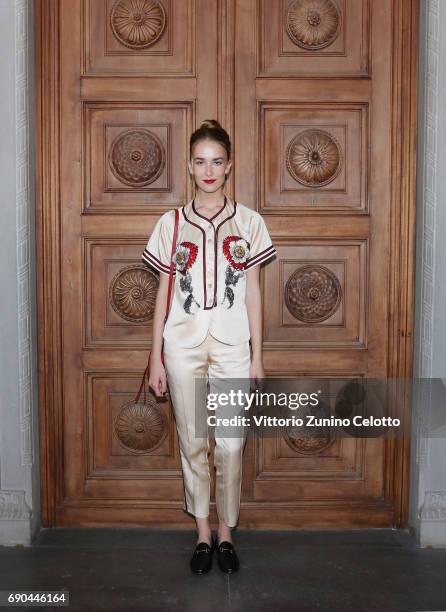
[183,196,235,227]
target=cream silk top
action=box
[142,196,276,348]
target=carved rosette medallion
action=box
[285,428,333,454]
[109,265,158,322]
[110,0,167,49]
[285,264,342,323]
[285,0,341,50]
[284,400,335,455]
[286,129,342,188]
[109,129,165,187]
[115,400,167,453]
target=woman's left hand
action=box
[250,355,265,392]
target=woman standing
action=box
[142,119,276,574]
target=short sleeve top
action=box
[142,195,276,348]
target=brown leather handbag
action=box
[134,208,179,403]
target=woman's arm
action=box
[245,265,265,386]
[148,272,170,397]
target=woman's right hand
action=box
[148,356,168,397]
[147,271,169,398]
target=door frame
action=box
[35,0,419,528]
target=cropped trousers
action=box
[163,331,251,527]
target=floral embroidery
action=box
[221,236,250,309]
[222,236,250,270]
[173,241,200,314]
[222,265,243,308]
[173,241,198,274]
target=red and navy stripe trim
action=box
[244,244,276,270]
[142,248,175,276]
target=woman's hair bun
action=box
[190,119,231,159]
[199,119,222,130]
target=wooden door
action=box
[36,0,418,528]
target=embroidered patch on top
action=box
[173,241,198,274]
[221,236,250,309]
[222,236,250,270]
[172,241,200,314]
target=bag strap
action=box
[165,208,179,322]
[141,208,179,378]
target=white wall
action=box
[0,0,39,545]
[410,0,446,546]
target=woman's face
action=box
[188,139,232,194]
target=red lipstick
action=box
[203,179,216,184]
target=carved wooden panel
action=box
[259,434,362,481]
[253,435,381,500]
[258,0,370,76]
[259,102,368,213]
[84,102,193,213]
[263,241,367,347]
[85,373,182,486]
[84,239,159,348]
[250,374,386,502]
[83,0,195,76]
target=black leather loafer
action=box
[216,540,239,574]
[190,540,214,574]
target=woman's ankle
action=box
[196,517,212,545]
[217,521,232,544]
[196,532,212,545]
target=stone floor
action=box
[0,528,445,611]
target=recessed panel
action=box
[85,372,180,481]
[84,102,192,212]
[263,241,367,347]
[84,239,159,348]
[259,102,368,213]
[84,0,195,76]
[258,0,370,76]
[251,372,384,501]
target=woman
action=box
[142,119,276,574]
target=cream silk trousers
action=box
[163,331,251,527]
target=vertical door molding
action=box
[388,0,420,527]
[35,0,63,526]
